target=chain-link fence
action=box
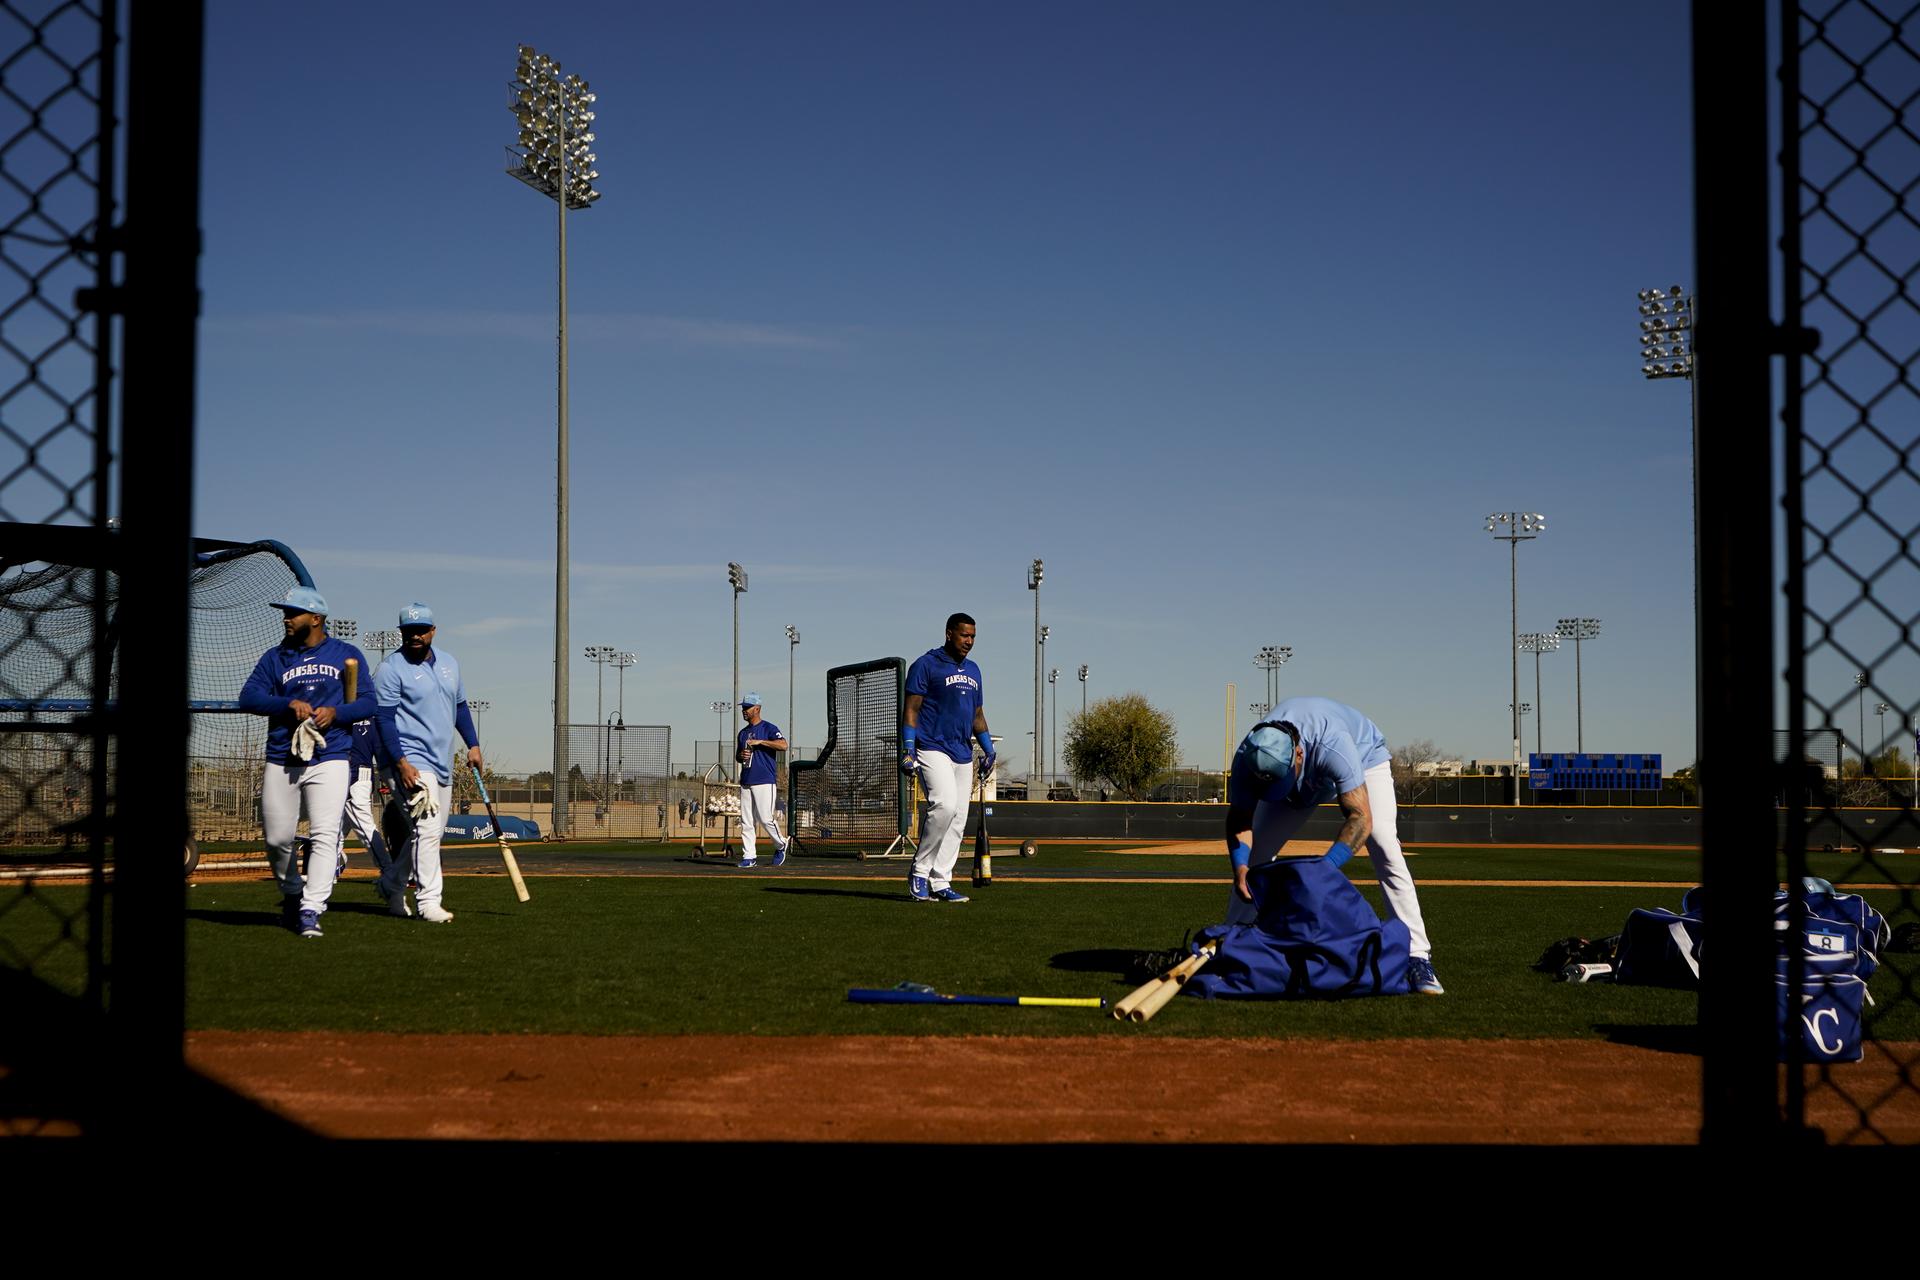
[1782,0,1920,1141]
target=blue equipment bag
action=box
[1778,973,1867,1064]
[1184,856,1411,1000]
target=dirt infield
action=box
[183,1031,1920,1144]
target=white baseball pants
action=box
[912,749,973,891]
[383,772,451,909]
[738,782,787,859]
[341,772,393,876]
[1223,759,1433,958]
[261,758,349,912]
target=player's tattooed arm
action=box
[1335,784,1373,851]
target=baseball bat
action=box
[471,764,532,903]
[970,768,992,887]
[1111,943,1216,1022]
[343,656,358,701]
[847,989,1105,1008]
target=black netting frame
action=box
[788,657,908,858]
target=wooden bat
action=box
[343,657,359,701]
[970,767,992,887]
[1112,943,1215,1023]
[471,764,531,903]
[848,988,1103,1008]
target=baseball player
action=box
[237,586,375,939]
[338,709,395,896]
[373,602,481,924]
[1224,696,1443,994]
[901,612,994,903]
[733,693,789,868]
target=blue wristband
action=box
[1325,841,1354,869]
[903,728,917,755]
[975,729,994,757]
[1229,841,1252,869]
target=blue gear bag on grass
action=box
[1184,856,1411,1000]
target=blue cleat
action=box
[930,887,970,904]
[1408,956,1444,995]
[297,909,323,939]
[908,874,931,902]
[736,857,758,870]
[771,845,788,868]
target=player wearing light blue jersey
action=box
[734,693,789,868]
[238,586,375,938]
[1224,695,1442,994]
[373,602,481,924]
[902,613,994,903]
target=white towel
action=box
[290,719,326,762]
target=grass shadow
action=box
[185,908,290,929]
[1048,948,1142,976]
[1595,1022,1703,1056]
[761,885,918,905]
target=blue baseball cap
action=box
[270,586,329,616]
[1242,724,1297,788]
[740,692,762,708]
[398,602,435,627]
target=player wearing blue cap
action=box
[238,586,376,938]
[1224,696,1441,994]
[901,613,995,903]
[734,693,789,868]
[373,603,482,924]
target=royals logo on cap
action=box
[399,602,435,627]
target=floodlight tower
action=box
[1488,512,1547,805]
[507,43,601,838]
[728,563,747,777]
[1554,617,1602,752]
[1639,285,1699,771]
[710,700,729,759]
[366,629,400,660]
[331,618,358,641]
[1078,664,1088,719]
[1518,632,1561,756]
[1854,672,1868,766]
[785,626,800,757]
[1253,645,1291,711]
[1875,701,1891,760]
[1048,667,1060,785]
[1028,559,1043,781]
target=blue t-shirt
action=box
[737,719,783,786]
[1228,695,1389,809]
[375,648,466,785]
[238,635,375,766]
[905,645,984,760]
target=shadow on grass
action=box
[1048,948,1140,977]
[761,885,917,905]
[186,908,289,929]
[1596,1022,1703,1056]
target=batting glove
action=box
[899,752,918,776]
[978,754,996,780]
[290,719,326,762]
[407,784,439,821]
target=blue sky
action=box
[196,1,1704,774]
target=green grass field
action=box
[5,843,1914,1041]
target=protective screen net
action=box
[555,722,671,838]
[789,658,906,852]
[0,541,307,844]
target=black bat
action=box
[971,769,992,887]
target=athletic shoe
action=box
[930,887,970,904]
[1408,956,1445,996]
[736,857,758,870]
[384,882,413,918]
[418,902,454,924]
[280,894,300,927]
[771,846,788,868]
[908,874,931,902]
[297,910,323,940]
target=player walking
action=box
[901,612,994,903]
[238,586,375,939]
[373,603,482,924]
[734,693,790,868]
[1224,696,1443,994]
[339,710,395,893]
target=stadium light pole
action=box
[332,618,358,641]
[1489,513,1547,806]
[1249,701,1269,724]
[1518,632,1560,756]
[1554,617,1601,752]
[1048,667,1060,788]
[611,651,636,728]
[1854,672,1868,766]
[710,700,728,762]
[367,629,400,661]
[1029,559,1043,783]
[785,626,800,759]
[469,699,491,738]
[586,645,616,814]
[1254,645,1291,712]
[507,43,602,840]
[1078,663,1088,720]
[1639,285,1699,773]
[1875,701,1890,760]
[1040,625,1051,781]
[728,563,747,779]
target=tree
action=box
[1061,693,1178,800]
[1389,738,1451,803]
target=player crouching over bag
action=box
[1178,853,1413,1001]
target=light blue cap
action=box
[1802,875,1836,896]
[398,602,435,627]
[741,692,762,708]
[270,586,329,616]
[1243,724,1297,787]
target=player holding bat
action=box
[238,586,375,938]
[901,612,994,904]
[374,602,482,924]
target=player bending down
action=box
[1224,696,1443,995]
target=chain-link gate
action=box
[1780,0,1920,1142]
